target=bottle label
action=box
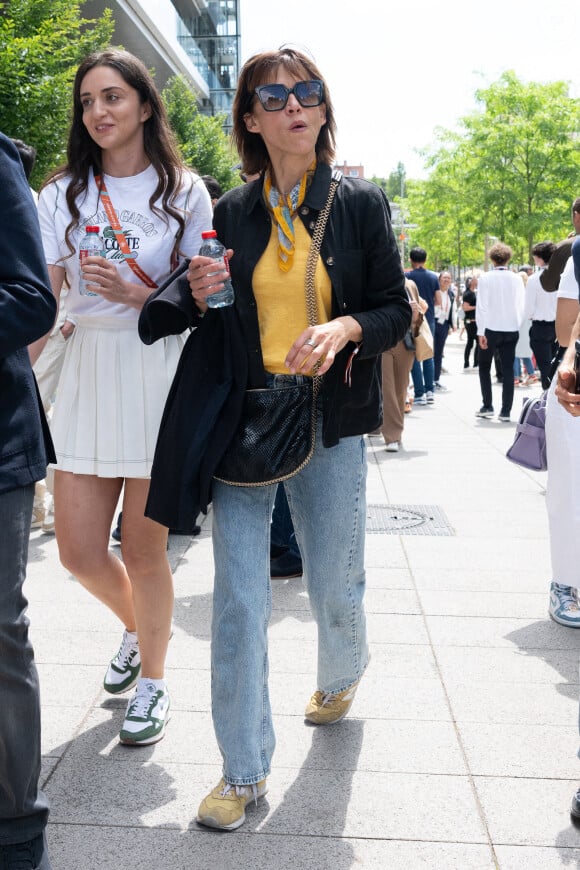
[79,245,103,296]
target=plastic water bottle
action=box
[79,225,105,296]
[199,230,234,308]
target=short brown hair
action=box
[489,242,512,265]
[231,47,336,176]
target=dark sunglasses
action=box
[254,79,324,112]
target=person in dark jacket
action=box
[185,47,409,832]
[540,197,580,293]
[0,132,56,869]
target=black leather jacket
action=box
[212,162,410,446]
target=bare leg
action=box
[54,472,172,679]
[54,471,135,630]
[120,479,172,679]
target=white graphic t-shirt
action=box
[38,165,212,322]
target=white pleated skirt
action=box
[50,316,186,478]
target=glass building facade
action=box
[177,1,240,131]
[82,0,240,132]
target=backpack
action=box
[505,391,547,471]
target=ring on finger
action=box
[304,338,317,348]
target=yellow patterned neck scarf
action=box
[263,161,316,272]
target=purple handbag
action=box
[505,391,547,471]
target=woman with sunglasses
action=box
[31,49,212,747]
[187,47,409,831]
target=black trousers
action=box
[478,329,519,414]
[529,320,557,389]
[464,320,479,367]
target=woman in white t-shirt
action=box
[33,49,213,746]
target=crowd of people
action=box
[1,37,579,869]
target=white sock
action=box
[137,676,166,692]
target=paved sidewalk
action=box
[26,334,580,869]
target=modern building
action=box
[83,0,240,130]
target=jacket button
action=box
[300,207,309,215]
[326,256,334,266]
[309,221,316,230]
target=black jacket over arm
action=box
[139,164,409,531]
[0,133,56,495]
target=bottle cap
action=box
[201,230,217,239]
[85,226,100,233]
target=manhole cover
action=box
[366,504,454,536]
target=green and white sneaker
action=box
[103,629,141,694]
[119,680,170,746]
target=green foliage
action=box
[371,163,407,203]
[162,75,238,193]
[404,72,580,271]
[0,0,114,188]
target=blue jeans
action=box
[411,357,434,397]
[514,358,535,378]
[411,316,435,397]
[210,405,369,785]
[0,485,50,844]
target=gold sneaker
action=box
[305,679,361,725]
[196,778,267,831]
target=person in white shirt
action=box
[475,242,525,421]
[31,48,213,748]
[524,241,557,389]
[545,256,580,627]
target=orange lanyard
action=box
[95,174,158,289]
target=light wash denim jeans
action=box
[210,379,369,785]
[0,484,50,844]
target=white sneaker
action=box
[119,680,170,745]
[549,582,580,627]
[103,630,141,694]
[415,395,427,406]
[385,441,399,452]
[426,391,435,404]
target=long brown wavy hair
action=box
[232,47,337,177]
[42,48,188,257]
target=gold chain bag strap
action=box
[215,172,340,487]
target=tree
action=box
[0,0,114,187]
[407,72,580,270]
[406,137,483,274]
[162,75,239,193]
[374,74,579,273]
[370,163,407,202]
[464,72,579,257]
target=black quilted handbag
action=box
[214,173,339,487]
[214,380,319,486]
